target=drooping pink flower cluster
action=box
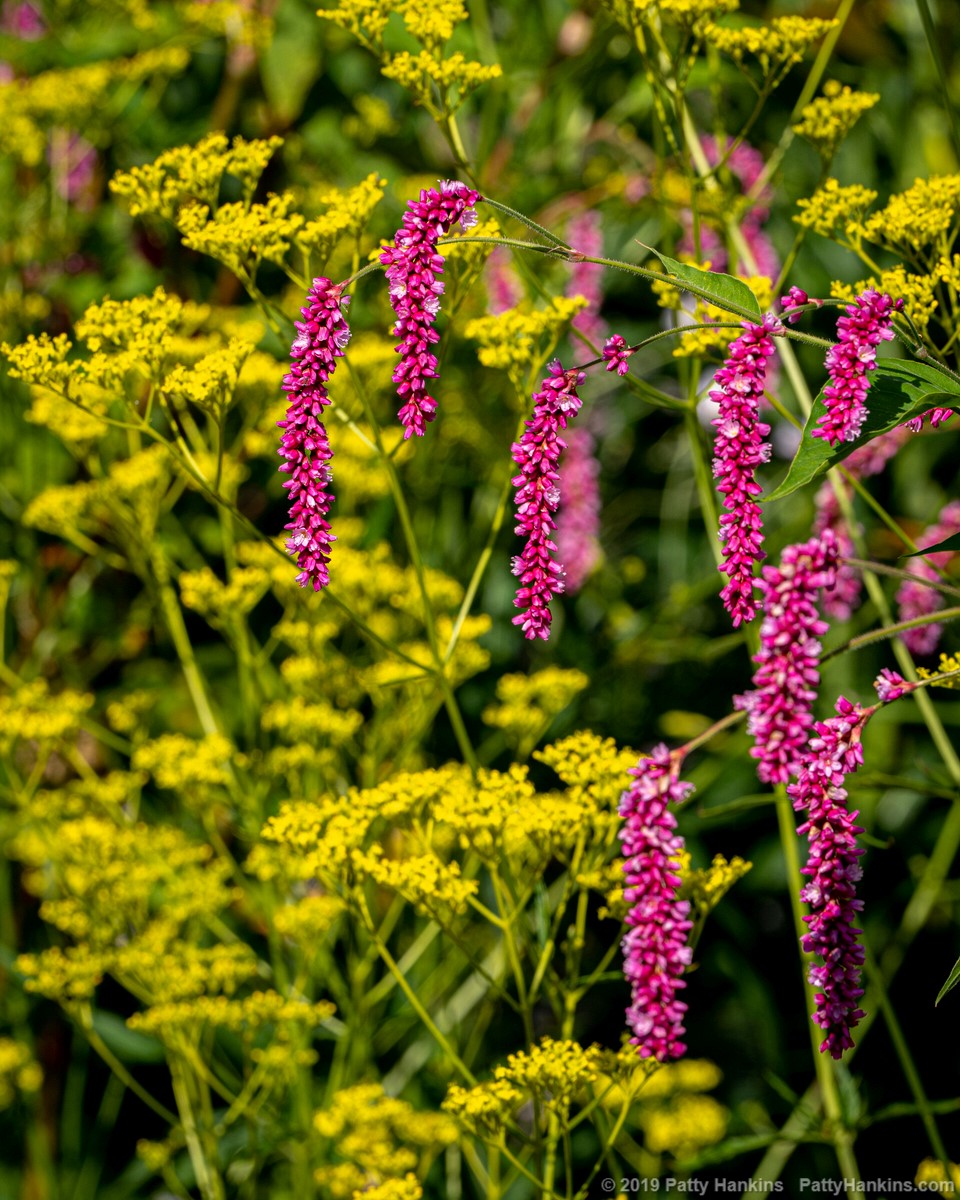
[780,286,822,324]
[602,334,633,376]
[556,427,602,593]
[812,425,911,620]
[907,406,954,433]
[566,210,607,345]
[874,668,911,703]
[278,276,350,591]
[736,532,839,784]
[619,744,694,1062]
[788,696,871,1059]
[711,315,779,626]
[510,361,585,639]
[813,290,900,447]
[380,180,480,438]
[896,500,960,656]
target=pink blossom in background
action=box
[813,290,900,447]
[711,315,779,626]
[896,500,960,656]
[380,180,480,438]
[49,130,98,209]
[510,360,584,640]
[619,744,693,1062]
[566,210,607,345]
[737,532,839,784]
[1,1,45,38]
[278,277,350,591]
[812,425,912,620]
[788,697,870,1059]
[678,137,779,280]
[556,426,602,593]
[484,247,522,314]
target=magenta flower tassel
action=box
[510,361,585,640]
[813,290,900,447]
[278,277,351,591]
[380,180,480,438]
[619,744,694,1061]
[710,315,779,627]
[602,334,633,376]
[788,697,871,1058]
[895,500,960,656]
[736,532,839,784]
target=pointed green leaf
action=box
[903,531,960,558]
[641,244,763,319]
[766,359,960,502]
[935,954,960,1006]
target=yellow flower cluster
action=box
[131,733,236,797]
[274,894,346,945]
[110,133,283,220]
[793,83,879,159]
[399,0,467,47]
[481,666,590,753]
[0,1040,43,1110]
[918,650,960,689]
[179,565,271,624]
[704,16,836,79]
[299,173,387,266]
[639,1092,729,1158]
[314,1083,454,1198]
[129,991,336,1040]
[0,679,93,752]
[162,339,253,415]
[636,0,739,31]
[178,193,303,276]
[316,0,394,50]
[464,296,589,394]
[859,174,960,261]
[13,814,233,946]
[677,851,751,918]
[916,1159,960,1188]
[794,178,878,240]
[343,95,400,146]
[445,1038,601,1138]
[0,47,189,166]
[381,51,503,112]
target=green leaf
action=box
[640,243,763,319]
[936,954,960,1006]
[903,531,960,558]
[260,1,323,124]
[767,359,960,502]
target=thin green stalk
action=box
[358,896,476,1085]
[915,0,960,165]
[345,359,478,771]
[149,544,219,736]
[84,1027,179,1128]
[862,942,952,1173]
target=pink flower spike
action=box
[566,210,607,344]
[788,696,873,1058]
[874,668,911,703]
[619,744,694,1062]
[780,286,813,323]
[602,334,633,376]
[813,289,899,447]
[510,361,585,640]
[380,180,480,438]
[710,314,779,626]
[736,532,839,784]
[277,276,350,591]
